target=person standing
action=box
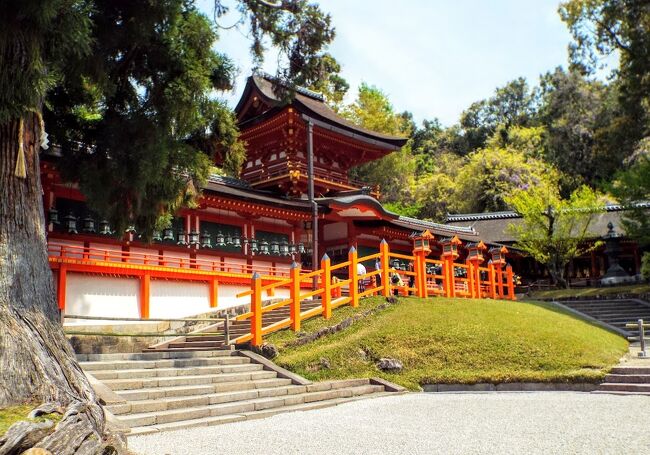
[357,261,367,294]
[375,257,382,287]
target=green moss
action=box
[0,404,61,436]
[529,284,650,300]
[268,297,628,390]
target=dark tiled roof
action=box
[239,75,408,149]
[207,174,252,190]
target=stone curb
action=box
[370,377,407,393]
[423,382,599,392]
[236,350,312,386]
[535,293,650,303]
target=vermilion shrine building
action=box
[43,75,496,320]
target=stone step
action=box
[597,383,650,393]
[118,384,384,428]
[77,349,233,362]
[90,363,262,380]
[185,336,227,342]
[108,384,310,415]
[168,341,225,349]
[592,390,650,396]
[80,355,249,372]
[128,392,392,436]
[604,374,650,384]
[104,370,278,391]
[116,377,293,401]
[610,366,650,375]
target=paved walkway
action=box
[130,392,650,455]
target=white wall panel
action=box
[66,274,140,321]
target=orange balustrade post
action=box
[446,258,456,298]
[380,240,391,298]
[251,272,263,346]
[140,273,150,319]
[488,263,497,299]
[290,262,301,331]
[57,265,67,311]
[209,278,219,308]
[348,247,359,308]
[495,263,504,299]
[475,263,483,299]
[506,265,516,301]
[321,254,332,319]
[467,262,475,299]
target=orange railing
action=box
[234,240,517,346]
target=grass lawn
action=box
[0,404,61,436]
[268,296,628,390]
[529,284,650,300]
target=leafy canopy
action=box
[506,185,603,287]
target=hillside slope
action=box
[268,297,627,390]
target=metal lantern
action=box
[82,215,96,233]
[440,236,462,259]
[162,226,175,242]
[411,229,434,254]
[177,227,187,246]
[48,207,59,226]
[200,231,212,249]
[152,230,163,242]
[298,242,306,254]
[260,240,270,255]
[126,225,137,234]
[280,241,290,256]
[289,243,297,255]
[189,230,200,247]
[270,240,280,256]
[250,238,258,253]
[216,231,225,247]
[467,241,487,262]
[63,212,78,234]
[225,232,233,246]
[489,246,508,265]
[98,220,111,235]
[232,236,241,249]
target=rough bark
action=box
[0,115,123,453]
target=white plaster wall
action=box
[66,274,140,321]
[324,222,347,241]
[149,280,210,319]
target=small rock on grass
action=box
[377,358,403,372]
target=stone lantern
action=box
[601,222,630,285]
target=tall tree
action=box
[459,77,537,151]
[560,0,650,154]
[344,83,415,203]
[0,0,337,452]
[506,185,603,288]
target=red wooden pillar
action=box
[57,265,67,311]
[488,263,497,299]
[209,278,219,308]
[495,263,504,299]
[140,273,150,319]
[349,247,359,307]
[380,240,391,298]
[506,265,516,301]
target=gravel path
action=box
[129,392,650,454]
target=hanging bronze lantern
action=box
[233,236,241,249]
[200,231,212,249]
[177,227,187,246]
[270,240,280,256]
[152,230,163,242]
[82,215,95,234]
[98,220,111,235]
[162,226,175,242]
[260,240,270,255]
[250,238,258,253]
[216,231,225,247]
[63,212,78,234]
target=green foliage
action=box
[344,84,415,203]
[270,297,627,390]
[452,127,559,213]
[459,77,538,151]
[610,139,650,245]
[560,0,650,155]
[506,185,603,288]
[0,0,92,122]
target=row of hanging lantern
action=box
[50,209,306,257]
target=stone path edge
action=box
[423,382,599,392]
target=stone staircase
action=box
[594,365,650,395]
[556,299,650,335]
[80,350,394,436]
[148,299,323,352]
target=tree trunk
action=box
[0,115,123,453]
[548,262,568,289]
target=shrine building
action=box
[42,74,491,320]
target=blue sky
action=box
[198,1,589,126]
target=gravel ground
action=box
[129,392,650,455]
